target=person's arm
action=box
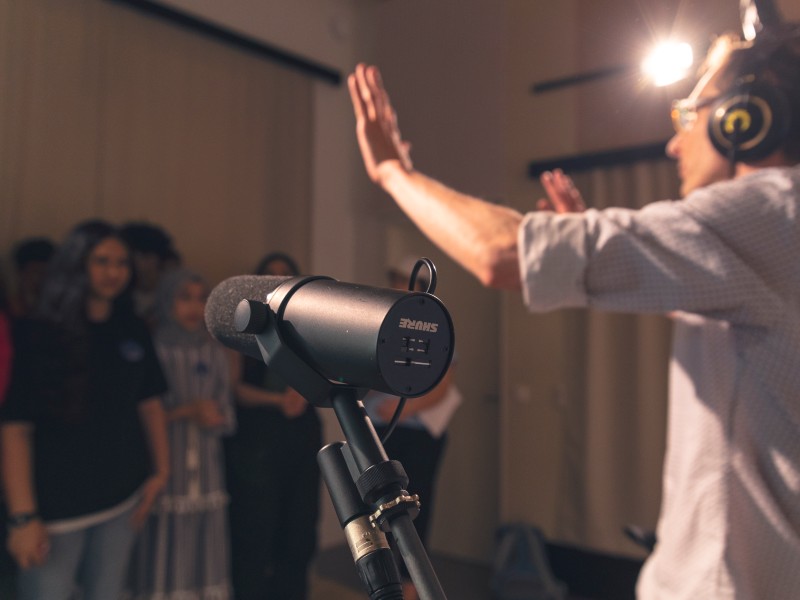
[381,168,523,290]
[537,169,586,213]
[231,352,307,418]
[349,63,522,290]
[1,422,49,568]
[210,347,237,435]
[235,382,307,418]
[228,348,241,391]
[235,381,285,408]
[165,403,201,423]
[131,397,170,529]
[164,400,224,428]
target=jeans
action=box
[17,504,137,600]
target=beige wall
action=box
[0,0,313,285]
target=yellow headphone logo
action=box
[723,109,752,135]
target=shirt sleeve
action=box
[134,321,169,403]
[518,173,797,326]
[0,313,13,405]
[0,319,46,422]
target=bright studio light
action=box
[642,42,694,87]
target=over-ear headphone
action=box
[707,77,791,162]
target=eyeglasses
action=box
[670,95,719,133]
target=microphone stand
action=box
[325,386,447,600]
[236,296,448,600]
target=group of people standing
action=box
[0,224,325,600]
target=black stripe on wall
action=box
[529,141,670,178]
[108,0,343,86]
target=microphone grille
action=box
[205,275,289,359]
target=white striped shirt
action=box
[518,165,800,600]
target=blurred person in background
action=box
[8,238,56,320]
[0,273,12,600]
[120,222,178,328]
[127,268,235,600]
[1,220,169,600]
[224,252,321,600]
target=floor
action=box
[309,573,366,600]
[311,543,606,600]
[312,544,549,600]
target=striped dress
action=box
[127,337,235,600]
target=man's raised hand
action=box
[348,63,413,185]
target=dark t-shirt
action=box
[1,313,167,521]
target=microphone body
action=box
[206,274,455,398]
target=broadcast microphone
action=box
[205,274,455,404]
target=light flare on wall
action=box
[641,41,695,87]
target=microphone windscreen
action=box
[205,275,290,360]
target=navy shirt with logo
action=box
[2,313,167,521]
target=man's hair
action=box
[119,221,174,260]
[255,251,300,276]
[704,25,800,162]
[13,237,56,270]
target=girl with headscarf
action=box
[127,268,235,600]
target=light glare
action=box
[642,42,694,87]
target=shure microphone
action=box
[205,274,455,400]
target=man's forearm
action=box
[378,162,523,290]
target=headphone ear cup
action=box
[707,83,791,162]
